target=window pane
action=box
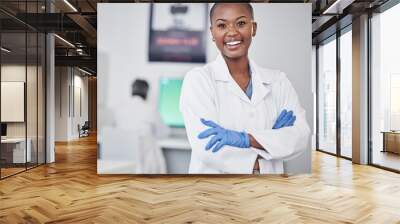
[340,29,352,158]
[318,37,337,154]
[371,3,400,171]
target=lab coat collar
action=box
[212,54,272,84]
[211,54,272,105]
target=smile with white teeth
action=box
[225,40,242,46]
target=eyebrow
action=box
[215,16,247,22]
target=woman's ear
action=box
[252,22,257,37]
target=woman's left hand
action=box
[272,109,296,129]
[197,118,250,153]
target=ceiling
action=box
[0,0,393,75]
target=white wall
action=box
[55,67,68,141]
[74,73,89,135]
[55,67,89,141]
[98,3,312,173]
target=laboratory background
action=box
[97,3,312,174]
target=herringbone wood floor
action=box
[1,134,400,223]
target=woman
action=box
[179,3,310,174]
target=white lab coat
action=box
[179,54,310,174]
[115,97,167,174]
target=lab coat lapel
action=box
[249,60,271,106]
[212,55,252,103]
[226,79,252,104]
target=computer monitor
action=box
[1,123,7,137]
[158,78,185,128]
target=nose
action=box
[225,24,239,36]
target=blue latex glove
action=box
[272,109,296,129]
[198,118,250,153]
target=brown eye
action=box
[237,21,246,27]
[217,23,226,29]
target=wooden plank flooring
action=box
[1,167,26,178]
[1,134,400,223]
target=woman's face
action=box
[210,4,257,60]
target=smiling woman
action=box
[97,3,312,175]
[179,3,311,174]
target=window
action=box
[370,2,400,171]
[390,74,400,130]
[340,29,352,158]
[317,37,337,155]
[316,26,353,159]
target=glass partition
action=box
[0,1,46,179]
[1,31,28,177]
[317,36,337,155]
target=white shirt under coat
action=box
[179,54,310,174]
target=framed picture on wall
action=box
[148,3,208,63]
